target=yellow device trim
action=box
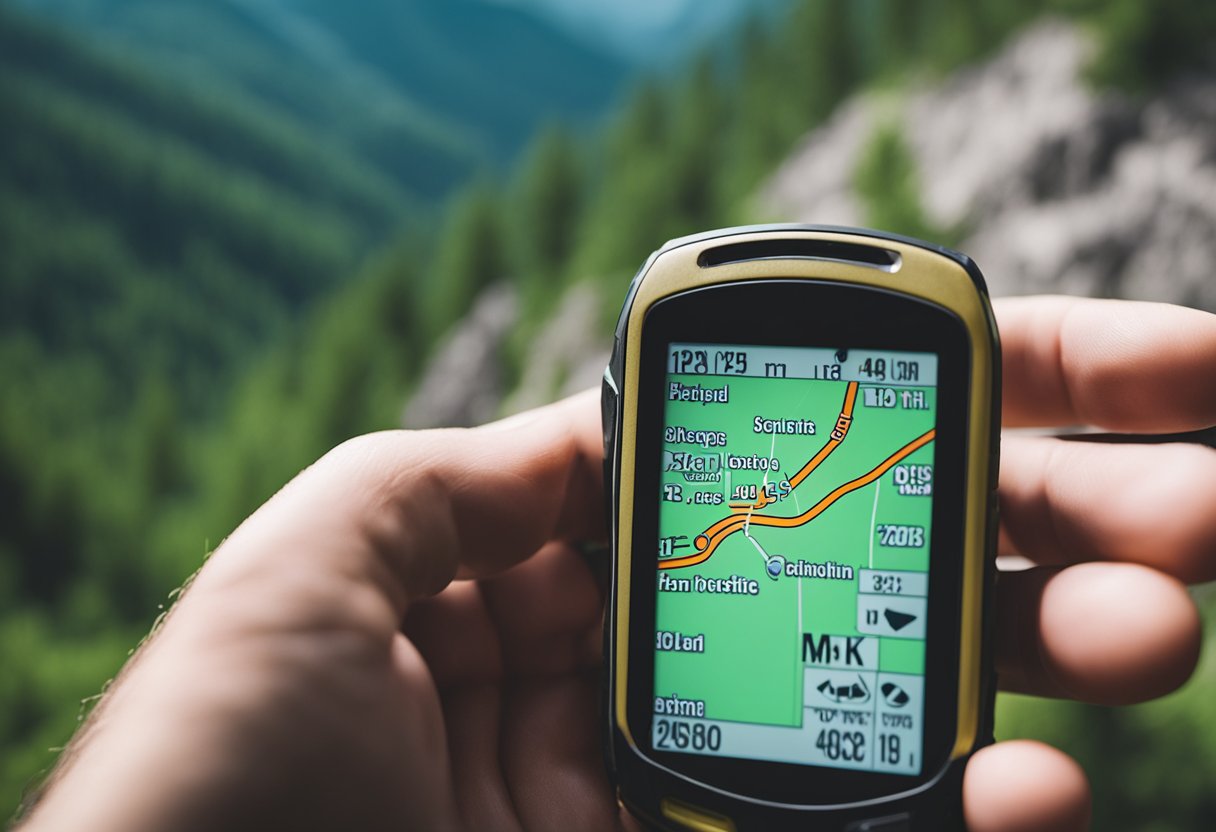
[659,797,738,832]
[612,228,995,762]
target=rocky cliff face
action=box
[404,20,1216,426]
[760,21,1216,309]
[401,283,519,429]
[401,281,609,428]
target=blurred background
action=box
[1,0,1214,827]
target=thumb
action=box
[190,390,606,625]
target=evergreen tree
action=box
[512,126,583,288]
[607,80,669,161]
[425,182,508,335]
[668,53,728,228]
[782,0,861,125]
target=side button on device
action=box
[601,370,619,525]
[845,813,911,832]
[601,369,619,453]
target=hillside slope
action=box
[0,0,635,418]
[0,6,411,413]
[409,20,1216,431]
[760,21,1216,310]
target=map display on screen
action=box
[652,342,938,775]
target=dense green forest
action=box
[2,0,1215,825]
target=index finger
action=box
[196,390,604,622]
[997,296,1216,431]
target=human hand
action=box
[20,297,1216,832]
[965,295,1214,831]
[20,391,611,832]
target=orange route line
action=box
[787,380,858,492]
[657,427,935,570]
[703,382,859,539]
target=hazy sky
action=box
[487,0,768,63]
[491,0,705,30]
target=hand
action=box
[20,297,1216,832]
[966,295,1214,831]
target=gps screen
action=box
[652,342,937,775]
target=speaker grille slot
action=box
[698,238,900,271]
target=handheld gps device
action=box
[601,226,1000,831]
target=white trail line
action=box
[868,478,881,568]
[744,429,778,565]
[745,528,771,564]
[742,475,770,565]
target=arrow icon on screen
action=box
[884,609,917,632]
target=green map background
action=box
[655,372,935,727]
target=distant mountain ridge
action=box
[9,0,629,171]
[487,0,793,66]
[287,0,627,157]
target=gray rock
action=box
[757,93,873,227]
[760,20,1216,310]
[402,280,612,429]
[505,281,610,413]
[401,283,519,429]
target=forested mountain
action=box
[0,7,396,402]
[1,0,631,420]
[3,0,1215,825]
[0,2,627,809]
